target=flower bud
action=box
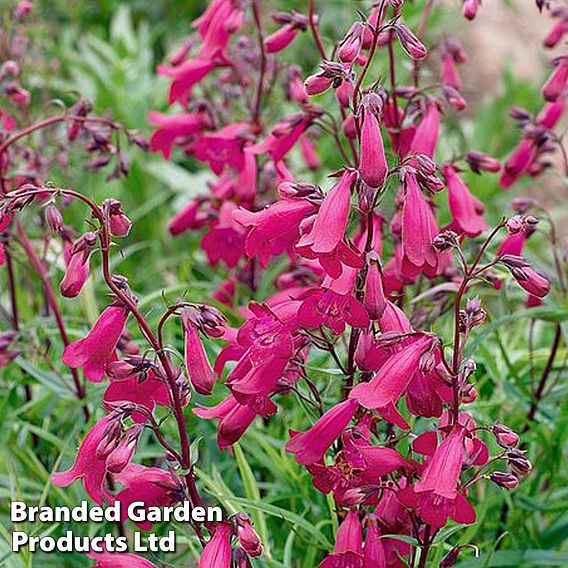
[507,455,532,477]
[490,471,520,489]
[106,425,141,473]
[396,23,427,60]
[433,230,458,251]
[500,255,551,298]
[45,205,63,233]
[465,151,501,173]
[235,513,263,557]
[492,424,520,448]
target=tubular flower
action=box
[62,305,128,382]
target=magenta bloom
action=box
[297,171,362,277]
[193,122,250,174]
[198,523,233,568]
[60,241,91,298]
[52,415,114,505]
[499,139,535,189]
[87,551,157,568]
[363,519,386,568]
[319,509,363,567]
[286,399,358,465]
[350,335,435,429]
[168,199,207,236]
[158,56,225,106]
[113,464,179,530]
[63,306,128,382]
[298,269,369,335]
[401,426,475,529]
[103,370,170,423]
[235,197,317,267]
[201,202,246,269]
[194,394,274,449]
[359,111,388,188]
[183,313,216,395]
[266,24,298,53]
[442,165,487,237]
[409,104,440,158]
[401,172,438,278]
[542,58,568,102]
[148,111,204,159]
[364,259,386,320]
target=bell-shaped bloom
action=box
[201,202,246,269]
[499,139,536,189]
[364,259,386,320]
[542,59,568,102]
[401,172,438,278]
[319,510,363,567]
[103,370,170,423]
[441,52,461,90]
[193,122,249,174]
[52,415,115,505]
[266,23,298,53]
[409,104,439,158]
[194,394,275,450]
[298,268,369,334]
[300,135,321,170]
[363,518,386,568]
[105,425,141,474]
[443,165,488,237]
[198,523,233,568]
[350,335,435,429]
[87,551,157,568]
[60,243,91,298]
[545,18,568,48]
[235,196,317,267]
[63,306,128,382]
[400,426,475,529]
[359,111,388,189]
[537,99,566,129]
[183,313,216,395]
[168,199,208,236]
[297,171,362,277]
[148,111,204,159]
[158,56,225,106]
[235,146,257,201]
[113,464,180,530]
[250,114,312,163]
[286,399,358,465]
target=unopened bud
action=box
[45,206,63,233]
[490,471,520,489]
[492,424,520,448]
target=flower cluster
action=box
[1,0,565,567]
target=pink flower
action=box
[250,113,313,163]
[265,24,298,53]
[60,238,92,298]
[442,165,487,237]
[363,518,386,568]
[298,269,369,335]
[235,513,263,557]
[52,415,115,505]
[168,199,208,236]
[300,135,321,170]
[103,370,170,423]
[350,335,436,429]
[409,104,440,158]
[359,110,388,189]
[63,306,128,382]
[198,523,233,568]
[237,185,320,265]
[87,551,157,568]
[201,202,246,269]
[500,255,550,298]
[319,510,363,567]
[364,257,386,320]
[297,170,359,277]
[148,111,204,159]
[401,172,438,278]
[462,0,480,20]
[113,464,180,530]
[158,57,225,106]
[193,122,250,174]
[542,58,568,102]
[499,139,535,189]
[286,399,358,465]
[194,394,275,449]
[183,311,216,395]
[400,426,475,529]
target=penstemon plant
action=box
[1,0,567,566]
